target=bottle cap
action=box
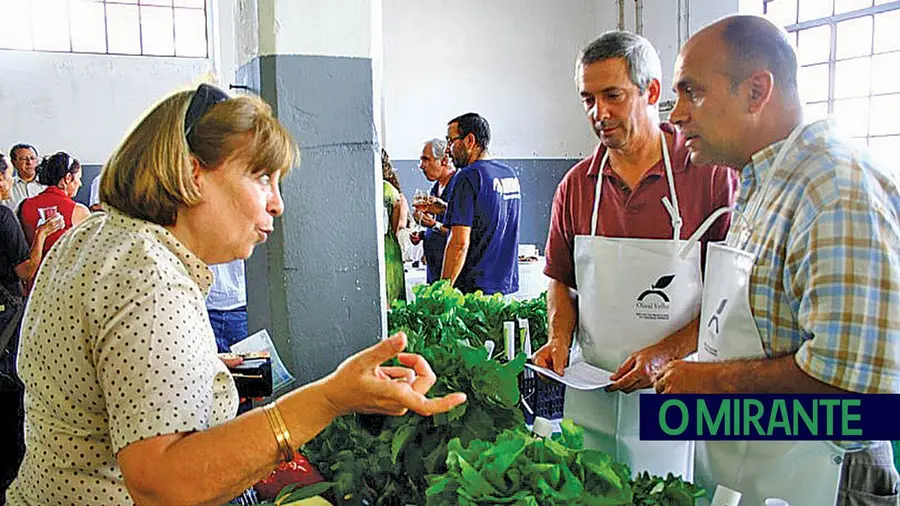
[710,485,742,506]
[533,417,553,438]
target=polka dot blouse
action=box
[6,208,239,505]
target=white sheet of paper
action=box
[524,361,614,390]
[230,329,295,392]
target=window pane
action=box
[874,10,900,53]
[836,16,873,59]
[798,64,830,102]
[871,52,900,94]
[0,1,33,50]
[798,0,833,22]
[766,0,798,26]
[834,0,872,14]
[833,97,870,137]
[32,0,70,51]
[804,102,829,122]
[106,4,141,54]
[140,0,173,5]
[868,135,900,175]
[174,0,206,6]
[797,25,832,65]
[70,1,106,53]
[869,94,900,136]
[834,57,871,98]
[140,6,174,55]
[174,7,206,57]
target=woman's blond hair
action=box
[100,88,298,226]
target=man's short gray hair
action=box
[424,138,447,159]
[577,31,662,94]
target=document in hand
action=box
[524,361,614,390]
[230,329,295,392]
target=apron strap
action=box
[589,149,608,237]
[677,206,735,259]
[741,122,807,227]
[590,130,683,238]
[659,132,682,240]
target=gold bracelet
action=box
[263,402,295,463]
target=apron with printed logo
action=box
[693,124,845,506]
[565,132,703,480]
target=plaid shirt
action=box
[726,119,900,394]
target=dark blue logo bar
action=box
[639,394,899,440]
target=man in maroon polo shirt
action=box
[532,31,738,478]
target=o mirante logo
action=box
[637,395,890,441]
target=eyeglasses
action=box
[184,83,230,140]
[445,135,465,144]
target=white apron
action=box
[693,124,845,506]
[564,132,701,480]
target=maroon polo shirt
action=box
[544,122,739,289]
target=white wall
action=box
[0,0,743,165]
[639,0,741,103]
[382,0,602,159]
[272,0,376,58]
[0,50,212,164]
[381,0,742,159]
[0,0,243,166]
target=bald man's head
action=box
[691,15,800,102]
[670,15,804,168]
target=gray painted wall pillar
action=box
[235,1,386,387]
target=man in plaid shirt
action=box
[656,14,900,505]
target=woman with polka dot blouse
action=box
[5,84,466,506]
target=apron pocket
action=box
[839,443,900,505]
[840,489,900,506]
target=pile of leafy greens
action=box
[301,336,527,504]
[388,281,547,357]
[426,420,705,506]
[300,282,704,505]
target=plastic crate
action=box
[519,373,566,423]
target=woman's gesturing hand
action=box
[320,332,467,417]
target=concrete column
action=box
[234,0,386,387]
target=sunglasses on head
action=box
[184,83,230,140]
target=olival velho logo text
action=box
[707,298,728,337]
[702,298,728,358]
[634,274,675,321]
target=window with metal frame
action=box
[763,0,900,166]
[0,0,208,58]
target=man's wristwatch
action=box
[432,222,443,233]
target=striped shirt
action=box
[726,119,900,394]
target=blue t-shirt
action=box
[423,175,457,284]
[444,159,520,294]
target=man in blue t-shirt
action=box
[440,113,520,295]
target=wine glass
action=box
[412,189,429,232]
[37,206,58,227]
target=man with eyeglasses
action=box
[436,112,521,295]
[1,144,46,212]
